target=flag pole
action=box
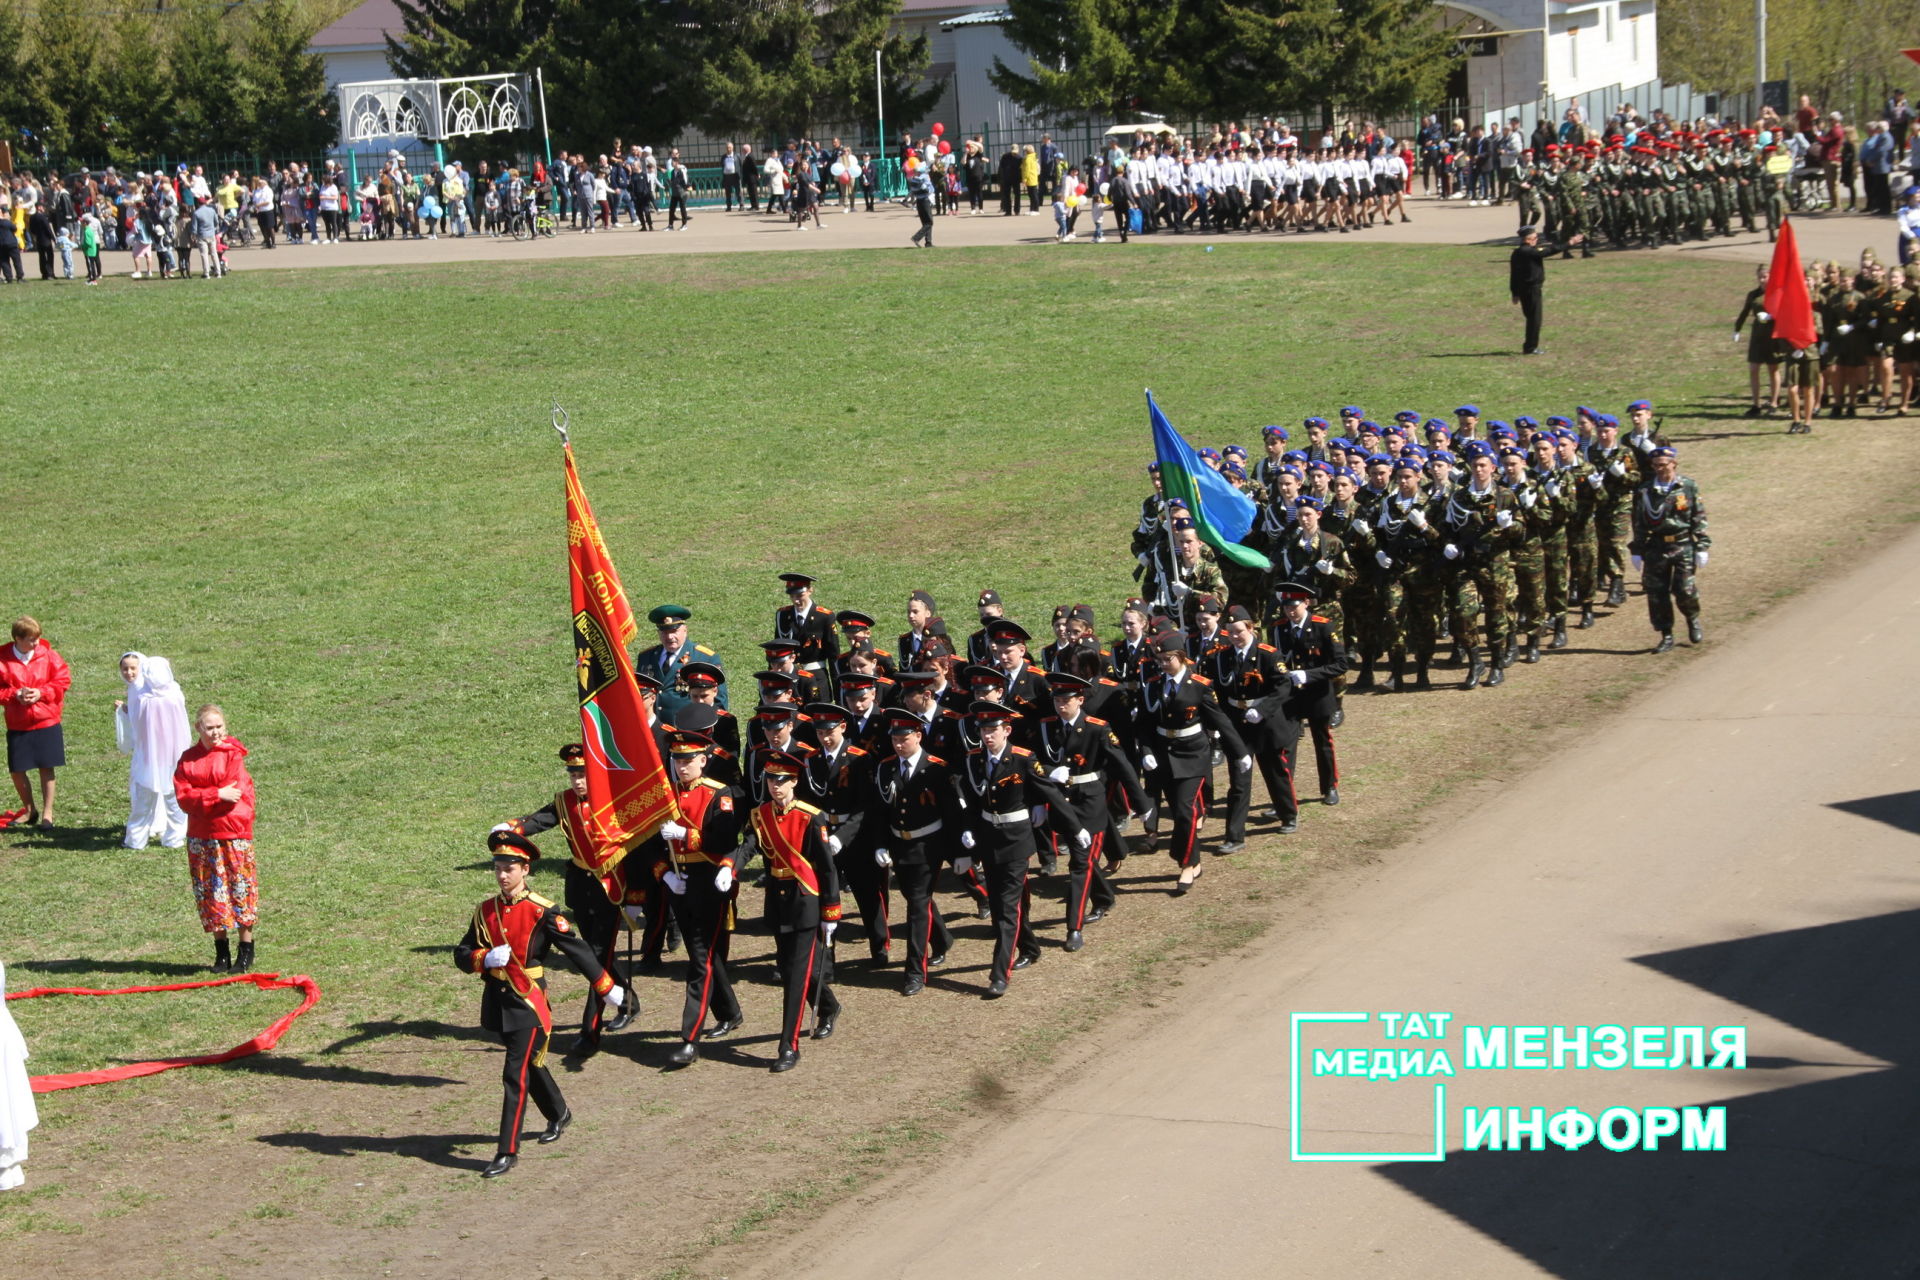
[1148,389,1183,612]
[552,401,570,444]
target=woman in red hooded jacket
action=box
[1,616,71,829]
[172,704,260,972]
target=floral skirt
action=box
[187,837,258,932]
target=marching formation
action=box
[454,411,1711,1174]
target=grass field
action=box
[3,240,1916,1279]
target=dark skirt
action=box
[7,723,66,772]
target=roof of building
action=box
[310,0,405,52]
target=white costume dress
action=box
[0,962,38,1191]
[115,653,191,849]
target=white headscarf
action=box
[123,653,191,794]
[0,961,37,1191]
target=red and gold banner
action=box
[565,444,678,864]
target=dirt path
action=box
[171,192,1891,272]
[715,524,1920,1280]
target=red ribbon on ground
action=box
[0,806,30,829]
[4,972,321,1093]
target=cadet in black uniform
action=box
[775,573,840,697]
[454,831,621,1178]
[867,709,962,995]
[957,701,1085,997]
[1269,582,1349,805]
[1209,605,1304,841]
[1035,673,1141,950]
[799,702,887,964]
[1135,632,1250,895]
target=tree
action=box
[32,0,105,162]
[0,2,41,152]
[387,0,559,80]
[688,0,938,143]
[240,0,335,154]
[1320,0,1460,122]
[99,16,172,163]
[169,6,246,155]
[989,0,1182,121]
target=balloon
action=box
[1066,196,1079,209]
[1098,182,1110,196]
[1076,182,1087,196]
[938,140,952,156]
[830,162,846,177]
[931,122,945,136]
[905,157,919,172]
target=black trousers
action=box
[668,192,689,225]
[1112,191,1131,242]
[1305,719,1338,794]
[1517,286,1543,353]
[912,196,934,243]
[838,847,892,960]
[722,173,740,209]
[1157,771,1207,868]
[669,886,739,1041]
[563,861,629,1048]
[773,928,839,1052]
[742,177,759,210]
[1226,744,1297,838]
[1055,828,1114,930]
[893,855,954,980]
[496,1023,564,1155]
[984,854,1039,985]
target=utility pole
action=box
[1754,0,1766,118]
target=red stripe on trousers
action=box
[1074,831,1103,927]
[689,905,721,1042]
[789,934,816,1052]
[505,1032,533,1155]
[1181,786,1203,868]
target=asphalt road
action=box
[732,527,1920,1280]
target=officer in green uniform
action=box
[1554,157,1595,259]
[634,604,726,720]
[1628,446,1709,652]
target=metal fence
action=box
[1469,79,1757,136]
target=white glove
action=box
[960,829,976,850]
[1694,551,1708,569]
[1495,509,1514,529]
[1819,341,1828,356]
[603,985,626,1010]
[1169,581,1191,597]
[1244,707,1263,724]
[1314,558,1333,576]
[1836,323,1852,335]
[874,848,893,868]
[953,855,974,874]
[1141,752,1158,771]
[1631,554,1644,572]
[714,865,733,894]
[827,834,841,854]
[660,820,687,842]
[663,870,688,895]
[623,905,645,926]
[1732,331,1743,342]
[1519,489,1537,509]
[1375,549,1392,569]
[1408,508,1428,529]
[1443,543,1461,560]
[1048,765,1070,784]
[489,822,513,834]
[1906,330,1919,344]
[1756,309,1770,322]
[1136,551,1151,566]
[1074,828,1092,849]
[1609,459,1626,477]
[1869,318,1879,328]
[822,921,837,940]
[1235,755,1253,774]
[1287,670,1308,686]
[1546,481,1561,499]
[1030,805,1047,827]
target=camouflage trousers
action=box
[1350,576,1397,659]
[1642,548,1701,633]
[1597,503,1631,581]
[1566,520,1598,606]
[1403,573,1445,662]
[1446,557,1515,652]
[1542,532,1570,620]
[1511,539,1547,634]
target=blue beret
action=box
[1394,410,1421,423]
[1294,495,1325,511]
[1401,445,1429,460]
[1171,516,1196,530]
[1334,467,1360,481]
[1498,445,1526,460]
[1424,419,1451,435]
[1391,458,1421,475]
[1282,449,1309,463]
[1487,419,1512,432]
[1263,424,1290,440]
[1576,405,1599,420]
[1365,453,1393,467]
[1147,461,1162,472]
[1223,443,1248,457]
[1461,441,1492,458]
[1198,447,1221,460]
[1600,413,1620,428]
[1552,428,1578,442]
[1340,406,1362,418]
[1454,405,1479,416]
[1358,420,1381,433]
[1302,417,1327,430]
[1329,436,1352,449]
[1649,446,1676,458]
[1432,450,1459,465]
[1545,415,1572,428]
[1306,459,1333,474]
[1627,399,1652,412]
[1514,415,1538,429]
[1223,461,1247,480]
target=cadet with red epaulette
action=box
[1135,632,1250,895]
[677,661,740,782]
[833,611,898,680]
[758,640,826,706]
[646,729,747,1068]
[867,708,962,996]
[984,618,1050,718]
[837,671,892,753]
[1209,605,1304,842]
[1036,673,1143,950]
[454,830,623,1178]
[957,701,1085,997]
[800,702,888,965]
[774,573,840,698]
[735,750,843,1072]
[492,743,638,1059]
[1268,582,1349,805]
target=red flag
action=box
[564,444,677,881]
[1763,218,1817,351]
[1903,49,1920,67]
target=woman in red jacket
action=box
[172,704,260,972]
[1,616,71,829]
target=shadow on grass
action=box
[3,824,130,852]
[228,1053,460,1088]
[256,1129,492,1171]
[317,1018,496,1054]
[17,956,212,978]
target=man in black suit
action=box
[1510,225,1581,355]
[1268,583,1350,806]
[1134,632,1250,895]
[867,710,962,995]
[997,145,1023,215]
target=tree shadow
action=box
[256,1129,493,1172]
[17,956,212,978]
[1378,907,1920,1278]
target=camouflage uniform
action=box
[1555,456,1600,620]
[1174,550,1228,631]
[1628,473,1710,642]
[1426,481,1522,682]
[1369,490,1439,687]
[1502,469,1554,655]
[1267,525,1353,642]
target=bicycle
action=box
[508,204,559,240]
[220,208,254,247]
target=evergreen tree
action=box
[100,15,172,163]
[989,0,1181,120]
[241,0,335,154]
[168,6,246,155]
[1321,0,1458,121]
[33,0,105,163]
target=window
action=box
[1606,6,1616,44]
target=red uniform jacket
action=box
[174,738,257,839]
[0,642,70,732]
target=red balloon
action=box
[1076,182,1087,196]
[938,140,952,155]
[931,122,945,136]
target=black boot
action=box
[1579,606,1596,629]
[1385,650,1404,692]
[1464,648,1485,690]
[1355,657,1376,690]
[1415,662,1432,691]
[1551,617,1568,649]
[1687,617,1704,644]
[1486,655,1506,686]
[213,937,232,972]
[1523,634,1541,664]
[1654,633,1675,654]
[234,940,254,974]
[1502,637,1517,668]
[1607,575,1626,607]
